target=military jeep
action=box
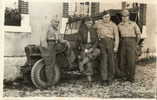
[21,8,144,89]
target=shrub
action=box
[5,7,21,26]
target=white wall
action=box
[4,32,31,56]
[99,2,121,12]
[143,4,157,50]
[29,1,63,45]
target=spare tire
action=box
[31,59,60,89]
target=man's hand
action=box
[40,40,48,48]
[113,47,118,53]
[60,40,71,48]
[88,48,94,53]
[85,48,93,54]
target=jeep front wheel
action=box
[31,59,60,89]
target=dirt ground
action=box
[3,57,156,98]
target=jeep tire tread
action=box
[31,59,60,89]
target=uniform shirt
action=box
[118,20,141,37]
[40,25,59,47]
[47,25,59,40]
[93,20,118,39]
[93,20,119,50]
[79,24,98,44]
[78,24,98,49]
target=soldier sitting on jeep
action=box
[40,17,75,88]
[78,17,100,86]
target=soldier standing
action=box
[93,11,119,86]
[118,10,141,82]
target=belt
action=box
[98,34,113,39]
[82,42,95,45]
[99,37,113,41]
[121,37,136,40]
[47,39,56,42]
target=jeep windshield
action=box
[64,17,82,34]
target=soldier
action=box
[40,18,75,88]
[93,11,119,86]
[78,17,100,85]
[39,18,59,87]
[118,9,141,82]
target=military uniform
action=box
[40,20,75,87]
[40,24,59,86]
[94,20,119,83]
[78,23,100,76]
[118,20,141,82]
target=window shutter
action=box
[63,3,69,18]
[91,2,99,16]
[140,4,146,25]
[19,0,28,14]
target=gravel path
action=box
[3,62,156,98]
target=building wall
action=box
[29,1,62,45]
[144,4,157,50]
[4,31,31,56]
[99,2,122,11]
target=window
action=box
[62,2,100,34]
[19,0,29,14]
[4,0,31,32]
[91,2,100,16]
[63,3,69,18]
[5,0,21,26]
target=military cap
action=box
[121,9,130,16]
[102,10,110,18]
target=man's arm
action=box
[87,28,99,53]
[113,24,119,53]
[40,29,48,48]
[134,23,141,43]
[93,21,102,40]
[92,29,99,49]
[78,24,87,49]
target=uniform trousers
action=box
[40,40,56,85]
[119,37,137,80]
[99,37,115,81]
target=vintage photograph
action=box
[3,0,156,98]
